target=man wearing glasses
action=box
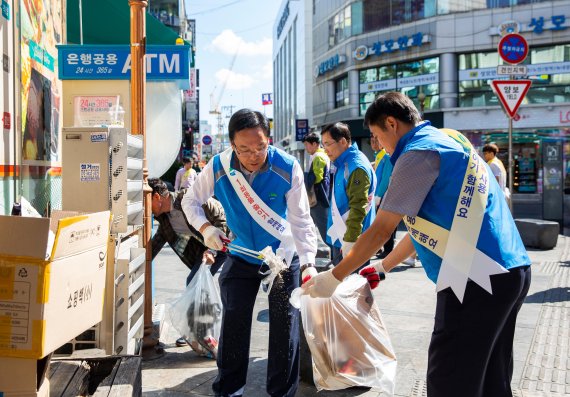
[182,109,317,397]
[321,122,376,267]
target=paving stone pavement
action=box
[142,233,570,396]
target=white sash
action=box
[219,148,296,266]
[403,132,507,303]
[327,162,376,246]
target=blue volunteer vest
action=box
[212,146,295,264]
[391,122,530,283]
[374,150,393,199]
[327,143,376,247]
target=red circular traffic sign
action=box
[202,135,212,145]
[498,33,528,65]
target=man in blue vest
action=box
[321,122,376,266]
[305,92,531,397]
[182,109,317,397]
[370,134,395,258]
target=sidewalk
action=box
[142,232,570,396]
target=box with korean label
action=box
[0,211,110,359]
[0,357,50,396]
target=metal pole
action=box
[508,113,514,213]
[129,0,163,360]
[79,0,83,45]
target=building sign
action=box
[73,96,123,127]
[360,73,438,94]
[352,33,429,61]
[184,69,197,101]
[314,54,346,77]
[498,21,520,36]
[490,15,567,35]
[58,45,192,81]
[1,0,10,20]
[459,61,570,81]
[276,1,290,39]
[295,119,309,142]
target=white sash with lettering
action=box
[327,163,376,246]
[219,148,296,266]
[403,131,507,303]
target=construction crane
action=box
[209,48,239,142]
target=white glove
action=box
[374,261,386,273]
[341,241,355,256]
[301,265,318,284]
[303,269,341,298]
[202,226,229,251]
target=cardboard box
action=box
[0,211,110,359]
[0,357,50,396]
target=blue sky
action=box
[185,0,281,135]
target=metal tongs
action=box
[225,243,272,278]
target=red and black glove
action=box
[359,265,386,289]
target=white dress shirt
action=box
[181,154,317,265]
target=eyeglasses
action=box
[233,144,269,158]
[322,140,339,148]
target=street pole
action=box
[129,0,163,360]
[508,73,514,213]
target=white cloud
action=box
[215,68,256,90]
[211,29,272,56]
[261,61,272,80]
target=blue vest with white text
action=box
[212,146,295,264]
[327,143,376,247]
[390,122,530,283]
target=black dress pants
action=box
[212,254,300,397]
[427,265,531,397]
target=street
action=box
[142,231,569,396]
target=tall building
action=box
[273,0,314,163]
[313,0,570,226]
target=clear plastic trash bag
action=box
[293,275,397,392]
[167,262,222,358]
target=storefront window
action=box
[335,75,349,108]
[459,44,570,107]
[359,58,439,115]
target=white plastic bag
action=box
[167,262,222,357]
[296,275,397,392]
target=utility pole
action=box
[129,0,164,361]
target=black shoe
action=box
[175,337,187,347]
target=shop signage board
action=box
[58,45,192,81]
[498,33,528,64]
[295,119,309,141]
[491,80,532,118]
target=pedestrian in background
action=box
[302,132,331,244]
[149,178,228,348]
[182,109,317,397]
[175,157,198,191]
[305,92,531,397]
[321,122,376,267]
[483,143,510,205]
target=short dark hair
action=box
[182,157,192,164]
[483,143,499,155]
[228,108,270,141]
[148,178,169,197]
[321,122,351,142]
[302,132,320,144]
[364,92,422,129]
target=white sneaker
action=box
[402,257,421,267]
